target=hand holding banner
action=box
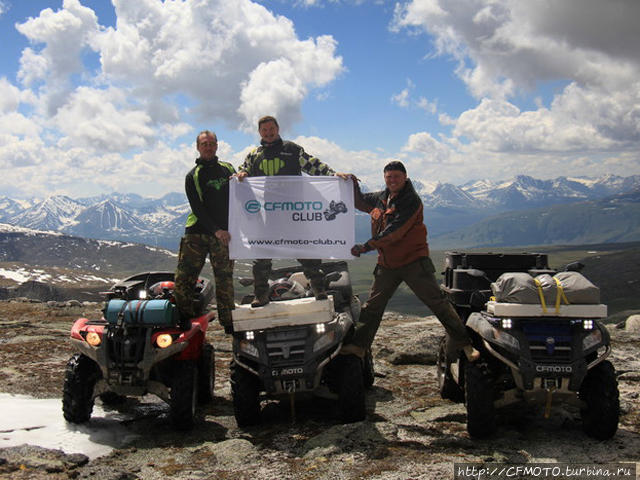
[229,176,354,259]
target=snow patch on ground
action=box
[0,393,138,459]
[0,223,62,236]
[0,267,116,285]
[0,268,37,283]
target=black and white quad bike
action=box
[230,261,374,426]
[63,271,216,430]
[437,252,619,440]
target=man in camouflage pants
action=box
[235,115,352,307]
[174,130,236,332]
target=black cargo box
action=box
[443,252,549,286]
[441,252,552,312]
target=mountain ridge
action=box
[2,173,639,249]
[430,190,640,249]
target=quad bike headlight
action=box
[583,319,594,330]
[582,328,602,351]
[156,333,173,348]
[85,331,101,347]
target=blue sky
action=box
[1,0,639,199]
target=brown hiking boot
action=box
[251,293,270,308]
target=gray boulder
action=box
[626,314,640,333]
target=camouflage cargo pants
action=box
[348,257,472,354]
[174,233,235,327]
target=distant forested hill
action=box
[431,190,640,249]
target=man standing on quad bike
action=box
[234,115,352,307]
[174,130,236,333]
[343,161,480,362]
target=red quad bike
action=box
[62,271,215,430]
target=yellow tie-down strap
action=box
[534,277,571,314]
[533,278,548,314]
[554,277,570,313]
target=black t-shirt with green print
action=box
[184,156,236,235]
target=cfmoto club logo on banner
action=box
[229,177,355,259]
[244,199,345,222]
[323,200,348,221]
[244,199,349,222]
[244,200,261,213]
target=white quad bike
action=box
[230,261,374,427]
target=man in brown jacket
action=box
[343,161,479,362]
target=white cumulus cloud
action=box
[392,0,640,169]
[8,0,343,158]
[54,86,154,152]
[0,78,21,113]
[16,0,100,115]
[93,0,344,131]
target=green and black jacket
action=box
[184,156,235,235]
[238,138,335,177]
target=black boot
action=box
[251,291,270,307]
[252,260,271,307]
[309,278,328,300]
[178,311,193,330]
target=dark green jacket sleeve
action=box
[185,173,222,234]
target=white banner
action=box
[229,176,354,259]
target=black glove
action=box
[351,243,372,257]
[224,324,234,335]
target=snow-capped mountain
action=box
[2,174,639,249]
[423,182,480,209]
[458,174,640,210]
[590,173,640,196]
[7,194,189,249]
[0,196,32,222]
[69,200,148,237]
[408,179,438,196]
[10,195,84,231]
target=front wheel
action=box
[169,361,198,430]
[197,343,215,404]
[337,354,366,423]
[436,336,464,403]
[62,354,100,423]
[580,360,619,440]
[465,361,496,438]
[230,361,261,427]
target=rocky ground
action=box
[0,299,638,480]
